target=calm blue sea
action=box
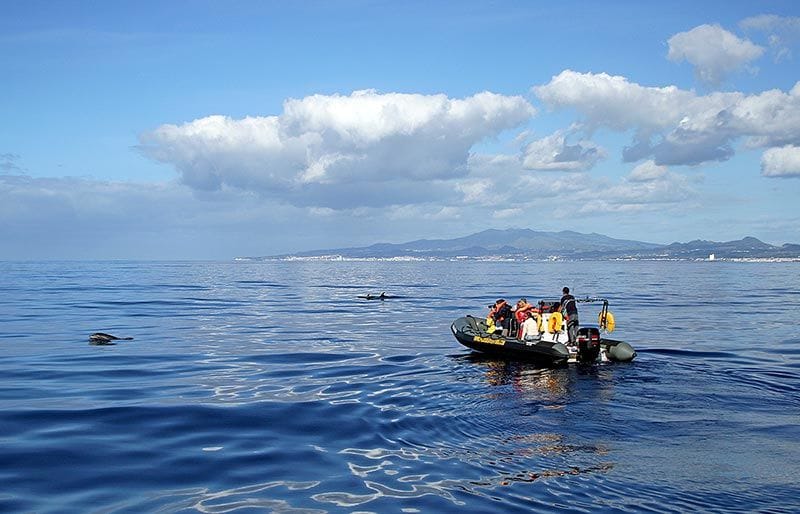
[1,260,799,513]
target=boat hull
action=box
[451,315,635,365]
[451,316,570,365]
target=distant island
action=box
[238,228,800,262]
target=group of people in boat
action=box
[486,287,579,343]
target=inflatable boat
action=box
[450,298,636,366]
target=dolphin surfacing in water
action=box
[358,292,389,301]
[89,332,133,345]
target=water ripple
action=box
[1,260,799,512]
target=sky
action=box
[2,0,800,260]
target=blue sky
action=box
[2,0,799,259]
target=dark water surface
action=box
[1,260,799,513]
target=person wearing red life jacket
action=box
[514,298,539,338]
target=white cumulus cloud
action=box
[521,129,606,172]
[534,70,693,132]
[667,24,764,84]
[534,70,800,169]
[138,89,535,208]
[628,160,668,182]
[761,145,800,177]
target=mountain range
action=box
[248,229,800,261]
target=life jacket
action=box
[492,301,511,321]
[515,301,539,323]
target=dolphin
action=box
[359,292,388,301]
[89,332,133,345]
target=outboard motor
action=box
[576,327,601,363]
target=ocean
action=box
[1,259,799,513]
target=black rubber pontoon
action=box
[451,316,571,365]
[451,315,636,365]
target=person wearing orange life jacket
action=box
[514,298,539,338]
[560,286,579,344]
[513,298,535,324]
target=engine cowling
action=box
[576,327,601,363]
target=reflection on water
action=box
[477,358,572,400]
[459,353,620,404]
[145,481,324,514]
